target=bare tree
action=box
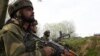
[43,21,76,40]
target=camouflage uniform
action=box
[0,0,44,56]
[0,21,26,56]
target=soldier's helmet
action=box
[8,0,33,18]
[44,30,50,35]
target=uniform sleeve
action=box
[3,31,26,56]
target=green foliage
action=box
[59,37,100,56]
[86,48,97,56]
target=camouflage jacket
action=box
[0,22,45,56]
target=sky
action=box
[31,0,100,37]
[9,0,100,37]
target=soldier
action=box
[0,0,57,56]
[0,0,35,56]
[0,0,75,56]
[0,0,54,56]
[41,30,50,41]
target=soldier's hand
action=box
[43,46,54,56]
[61,49,70,56]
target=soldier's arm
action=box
[1,23,28,56]
[3,30,26,56]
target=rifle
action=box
[55,31,69,42]
[24,32,68,56]
[55,31,74,42]
[37,33,78,56]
